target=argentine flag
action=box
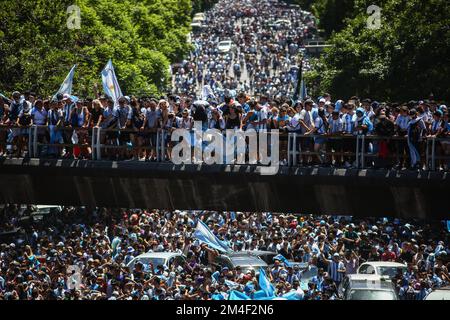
[54,64,77,100]
[101,59,123,106]
[258,267,275,298]
[193,220,231,253]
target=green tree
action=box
[308,0,450,102]
[0,0,194,97]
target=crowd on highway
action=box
[0,205,448,300]
[174,0,315,98]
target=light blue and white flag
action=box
[228,290,251,301]
[259,267,275,298]
[101,59,123,106]
[54,64,77,99]
[447,221,450,232]
[193,220,231,253]
[224,279,241,290]
[273,254,292,267]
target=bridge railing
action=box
[1,125,449,170]
[287,132,450,170]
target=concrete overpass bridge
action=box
[0,158,448,220]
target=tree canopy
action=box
[305,0,450,102]
[0,0,193,97]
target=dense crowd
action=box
[1,89,449,169]
[174,0,315,98]
[0,205,448,300]
[0,0,449,169]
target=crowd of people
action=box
[0,205,448,300]
[0,0,449,169]
[174,0,315,98]
[1,89,449,169]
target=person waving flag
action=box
[194,220,231,253]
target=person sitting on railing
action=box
[30,99,48,157]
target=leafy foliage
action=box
[0,0,193,97]
[307,0,450,101]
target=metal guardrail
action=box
[1,125,449,170]
[288,133,450,170]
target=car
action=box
[357,261,407,279]
[338,274,398,300]
[126,252,186,272]
[190,22,205,32]
[193,13,205,20]
[232,250,278,266]
[424,287,450,300]
[217,40,233,54]
[213,252,268,275]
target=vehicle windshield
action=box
[136,258,166,271]
[349,290,396,300]
[377,266,406,278]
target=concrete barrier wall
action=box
[0,159,448,220]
